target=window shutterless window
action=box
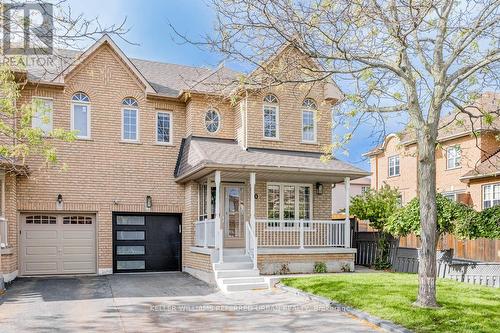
[32,97,53,134]
[71,92,91,138]
[302,98,317,142]
[388,155,400,177]
[483,183,500,209]
[156,111,172,144]
[446,146,461,169]
[267,183,312,228]
[263,94,279,139]
[122,98,139,141]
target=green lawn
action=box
[282,273,500,333]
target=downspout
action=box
[244,90,248,150]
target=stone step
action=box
[214,261,254,270]
[221,277,266,284]
[215,269,260,279]
[224,282,269,292]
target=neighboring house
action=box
[365,92,499,211]
[0,35,368,291]
[331,176,371,213]
[364,93,499,262]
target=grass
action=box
[282,273,500,333]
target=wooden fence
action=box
[399,234,500,262]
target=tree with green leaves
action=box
[351,185,401,269]
[174,0,500,307]
[387,194,500,240]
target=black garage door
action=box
[113,213,181,273]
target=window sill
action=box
[301,141,318,145]
[446,166,462,171]
[387,174,400,178]
[154,142,175,147]
[262,138,282,142]
[119,140,142,145]
[76,137,93,141]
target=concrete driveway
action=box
[0,273,382,333]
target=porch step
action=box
[224,282,269,292]
[214,261,254,270]
[215,269,260,279]
[223,248,246,256]
[223,255,253,263]
[221,277,266,284]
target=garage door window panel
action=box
[116,216,145,225]
[117,260,145,270]
[117,231,145,240]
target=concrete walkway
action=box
[0,273,383,333]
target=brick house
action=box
[0,35,368,291]
[365,93,499,210]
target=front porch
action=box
[191,169,357,279]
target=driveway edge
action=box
[276,283,413,333]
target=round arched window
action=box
[205,109,220,133]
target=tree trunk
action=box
[415,131,439,308]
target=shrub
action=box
[314,262,327,273]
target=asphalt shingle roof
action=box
[174,136,369,179]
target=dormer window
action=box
[302,98,317,143]
[263,94,279,139]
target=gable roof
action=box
[54,35,156,94]
[174,136,369,182]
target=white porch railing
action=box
[246,222,257,269]
[194,219,216,247]
[255,219,345,248]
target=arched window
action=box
[205,109,220,133]
[122,97,139,141]
[302,98,317,142]
[263,94,279,139]
[71,92,91,138]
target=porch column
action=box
[215,171,222,263]
[205,178,212,248]
[344,177,351,248]
[250,172,256,229]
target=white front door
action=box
[223,186,244,240]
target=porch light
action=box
[57,194,63,204]
[146,195,153,209]
[316,183,323,195]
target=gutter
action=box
[460,171,500,182]
[175,162,370,183]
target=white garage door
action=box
[20,214,96,276]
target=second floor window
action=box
[388,155,400,177]
[32,97,53,134]
[483,183,500,209]
[302,98,317,142]
[205,109,220,133]
[156,111,172,144]
[263,94,279,139]
[71,92,91,139]
[122,98,139,141]
[446,146,461,169]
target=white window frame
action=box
[156,111,173,145]
[262,94,279,140]
[388,155,400,177]
[301,109,317,143]
[482,183,500,209]
[0,172,6,247]
[442,191,458,202]
[266,182,314,229]
[121,107,139,142]
[361,186,370,194]
[446,146,461,170]
[205,109,221,133]
[71,94,91,139]
[31,96,54,134]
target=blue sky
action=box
[65,0,403,171]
